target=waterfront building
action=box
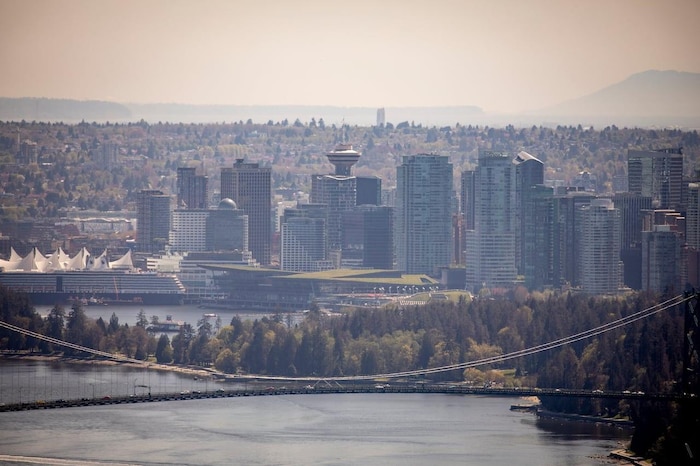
[280,204,330,272]
[177,167,208,209]
[169,209,209,253]
[578,198,621,295]
[206,199,248,252]
[627,148,684,210]
[310,144,361,254]
[396,154,453,275]
[136,189,171,253]
[169,199,248,254]
[220,159,271,265]
[342,205,393,269]
[465,150,516,291]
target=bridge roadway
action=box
[0,383,694,413]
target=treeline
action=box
[0,286,694,463]
[0,287,686,393]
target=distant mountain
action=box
[0,97,133,122]
[122,104,484,126]
[531,70,700,127]
[0,98,483,126]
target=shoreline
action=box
[0,350,223,380]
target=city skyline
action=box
[1,0,699,114]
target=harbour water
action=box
[35,303,306,330]
[0,359,631,465]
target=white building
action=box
[579,198,621,294]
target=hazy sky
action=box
[1,0,699,113]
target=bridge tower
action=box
[683,288,700,395]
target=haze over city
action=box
[2,0,700,114]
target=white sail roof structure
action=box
[9,248,22,262]
[14,248,44,271]
[87,250,111,270]
[67,248,90,270]
[109,250,134,270]
[45,247,70,272]
[0,248,22,271]
[0,248,139,272]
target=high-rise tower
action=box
[311,144,361,254]
[136,189,171,253]
[326,143,360,176]
[627,148,684,210]
[578,198,621,295]
[221,159,271,265]
[395,154,453,275]
[465,151,517,291]
[513,151,544,276]
[177,167,208,209]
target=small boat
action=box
[203,313,218,318]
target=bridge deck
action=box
[0,384,693,413]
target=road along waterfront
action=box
[0,360,631,465]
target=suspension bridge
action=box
[0,291,698,412]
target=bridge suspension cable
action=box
[328,293,690,382]
[0,320,146,366]
[0,293,691,382]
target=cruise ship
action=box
[0,248,186,305]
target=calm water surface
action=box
[0,362,630,465]
[35,303,305,330]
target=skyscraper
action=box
[342,205,393,269]
[578,198,621,295]
[221,159,271,265]
[356,176,382,206]
[280,204,329,272]
[524,184,555,290]
[613,192,653,289]
[177,166,208,209]
[311,144,361,254]
[687,183,700,288]
[513,151,544,276]
[395,154,453,275]
[136,189,171,253]
[460,170,475,230]
[465,151,516,291]
[642,225,683,295]
[552,191,596,288]
[627,148,684,210]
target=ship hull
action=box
[0,270,186,306]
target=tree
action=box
[155,334,173,363]
[108,312,120,334]
[44,305,65,350]
[136,310,148,328]
[418,331,435,368]
[65,304,89,354]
